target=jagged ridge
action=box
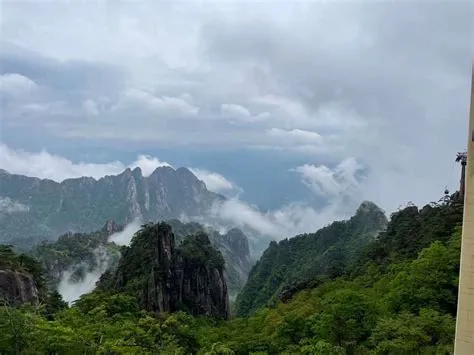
[0,167,225,245]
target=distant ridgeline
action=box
[0,167,224,246]
[31,219,251,298]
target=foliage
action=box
[0,197,464,354]
[30,226,122,290]
[236,201,388,316]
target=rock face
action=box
[166,220,252,298]
[0,270,39,306]
[111,222,229,319]
[0,167,224,246]
[0,245,43,306]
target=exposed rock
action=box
[166,219,252,297]
[111,222,229,319]
[0,269,39,306]
[0,167,225,246]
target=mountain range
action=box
[0,167,224,246]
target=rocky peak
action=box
[132,167,143,178]
[352,201,388,230]
[103,219,121,235]
[223,228,250,258]
[111,222,229,319]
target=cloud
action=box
[82,99,99,116]
[0,143,241,195]
[0,73,37,97]
[58,246,111,304]
[0,143,171,181]
[267,128,322,145]
[108,219,142,246]
[0,0,471,233]
[0,197,29,213]
[118,88,199,116]
[293,158,363,197]
[129,155,172,177]
[207,196,354,244]
[221,103,269,123]
[189,168,241,195]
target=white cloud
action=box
[108,219,142,246]
[0,143,243,196]
[0,197,29,213]
[267,128,323,145]
[293,157,363,197]
[129,155,172,177]
[0,73,37,97]
[119,88,199,116]
[58,246,111,304]
[0,143,171,181]
[82,99,99,116]
[189,168,241,195]
[221,103,269,123]
[207,196,353,242]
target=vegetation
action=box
[236,201,388,316]
[0,195,464,354]
[30,226,122,289]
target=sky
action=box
[0,0,473,240]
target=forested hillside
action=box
[236,201,388,316]
[0,195,464,354]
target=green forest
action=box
[0,194,463,354]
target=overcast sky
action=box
[0,0,473,238]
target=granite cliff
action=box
[0,245,44,306]
[107,222,229,319]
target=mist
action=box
[108,218,142,245]
[58,245,111,304]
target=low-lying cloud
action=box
[0,197,29,213]
[58,246,111,304]
[108,219,142,246]
[190,168,241,196]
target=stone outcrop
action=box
[0,269,39,306]
[112,222,229,319]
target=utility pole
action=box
[457,151,468,201]
[455,65,474,354]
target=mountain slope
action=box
[236,201,388,316]
[102,222,230,319]
[0,195,462,354]
[31,219,251,299]
[0,167,224,245]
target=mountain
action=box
[235,201,388,316]
[0,167,224,245]
[31,219,251,300]
[167,219,251,298]
[0,195,463,354]
[100,222,230,319]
